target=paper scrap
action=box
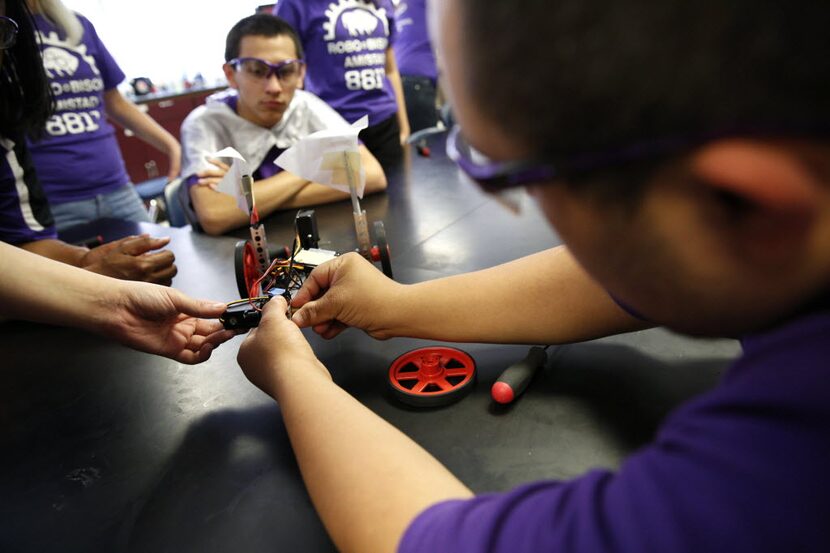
[211,147,249,213]
[275,116,368,197]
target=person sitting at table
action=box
[237,0,830,552]
[25,0,182,231]
[180,14,387,236]
[0,1,233,362]
[1,0,176,285]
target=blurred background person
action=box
[25,0,181,231]
[273,0,410,171]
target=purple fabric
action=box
[274,0,399,125]
[392,0,437,81]
[254,146,287,180]
[400,305,830,553]
[26,13,130,204]
[0,137,58,243]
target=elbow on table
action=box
[198,211,244,236]
[364,168,388,195]
[192,200,242,237]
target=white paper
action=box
[211,147,250,213]
[275,116,369,197]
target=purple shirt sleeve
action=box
[400,308,830,553]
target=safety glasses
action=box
[228,57,305,86]
[0,16,18,50]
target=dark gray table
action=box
[0,139,740,552]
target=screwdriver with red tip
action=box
[490,346,550,404]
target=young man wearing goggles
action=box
[180,14,387,236]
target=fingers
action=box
[176,342,215,364]
[205,157,231,171]
[260,296,292,328]
[312,320,347,340]
[169,290,229,319]
[291,258,338,306]
[147,261,178,286]
[118,235,171,256]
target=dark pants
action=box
[359,114,403,171]
[402,75,439,132]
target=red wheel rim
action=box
[388,347,476,407]
[242,241,262,295]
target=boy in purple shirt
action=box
[238,1,830,552]
[274,0,410,170]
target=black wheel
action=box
[373,220,393,279]
[234,239,261,298]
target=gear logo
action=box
[42,46,79,78]
[323,0,389,41]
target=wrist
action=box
[271,357,332,399]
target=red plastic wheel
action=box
[388,346,476,407]
[234,239,263,298]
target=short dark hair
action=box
[0,0,53,138]
[459,0,830,178]
[225,14,304,62]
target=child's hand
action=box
[237,297,330,398]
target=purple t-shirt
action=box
[0,136,58,244]
[400,302,830,552]
[392,0,437,81]
[274,0,399,125]
[26,13,130,204]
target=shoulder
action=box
[293,89,351,129]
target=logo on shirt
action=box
[323,0,389,40]
[37,31,100,78]
[322,0,390,91]
[35,31,104,138]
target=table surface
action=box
[0,138,740,552]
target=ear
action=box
[297,63,306,90]
[223,63,239,90]
[689,139,822,264]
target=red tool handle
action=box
[491,346,548,404]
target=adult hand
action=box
[103,281,237,364]
[238,297,330,398]
[195,157,231,190]
[399,126,411,147]
[290,252,402,340]
[81,234,177,285]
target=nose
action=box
[264,71,283,94]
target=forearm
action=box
[360,145,388,193]
[0,242,122,331]
[193,173,350,235]
[255,176,350,214]
[20,238,88,267]
[388,245,651,344]
[386,48,410,138]
[272,361,472,553]
[104,90,180,160]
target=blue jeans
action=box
[50,184,151,232]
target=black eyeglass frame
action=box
[0,16,19,50]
